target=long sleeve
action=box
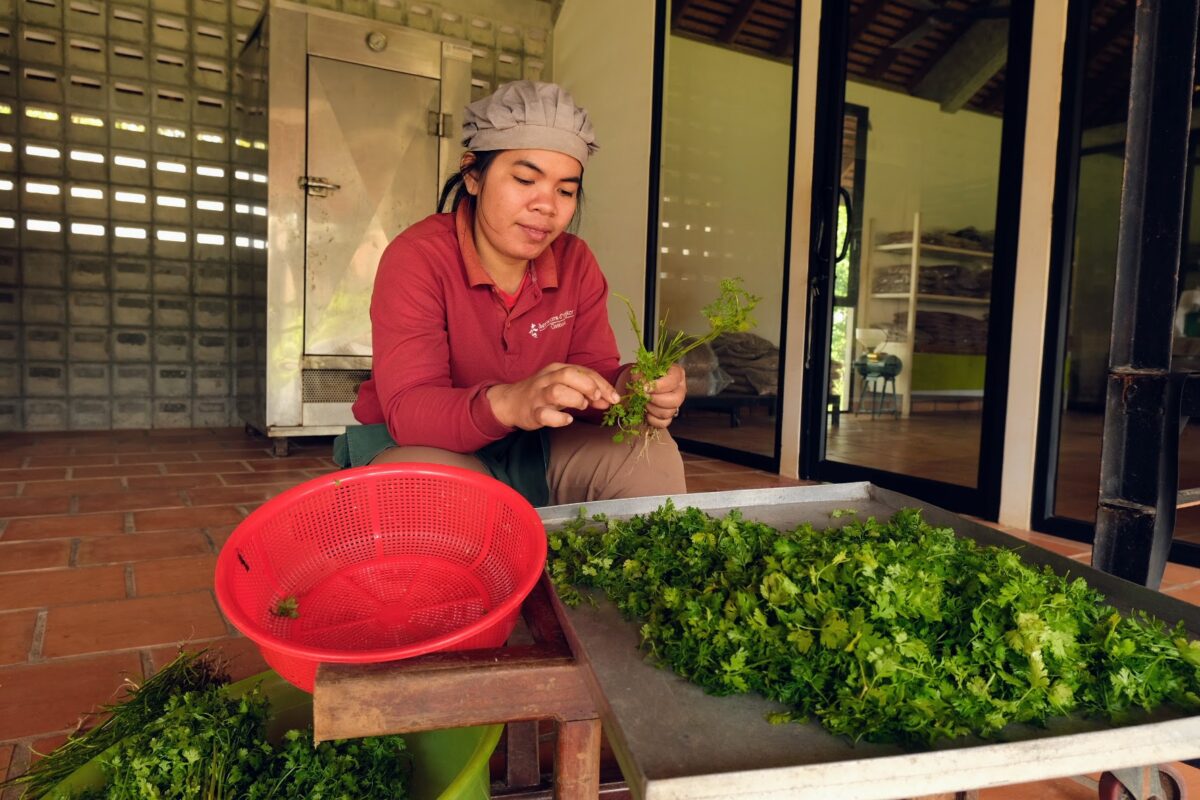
[559,238,627,424]
[365,237,512,453]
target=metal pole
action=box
[1092,0,1199,587]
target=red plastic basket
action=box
[214,463,547,692]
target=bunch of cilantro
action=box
[74,685,409,800]
[602,278,759,444]
[548,502,1200,746]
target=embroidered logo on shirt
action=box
[528,309,575,338]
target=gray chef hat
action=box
[462,80,598,167]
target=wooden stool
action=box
[311,576,601,798]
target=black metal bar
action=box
[798,0,851,477]
[1032,0,1090,530]
[643,0,669,354]
[974,0,1034,518]
[1092,0,1199,588]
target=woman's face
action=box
[465,148,582,271]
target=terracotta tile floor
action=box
[0,426,1197,798]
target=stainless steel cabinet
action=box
[233,0,471,452]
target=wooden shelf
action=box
[871,292,990,305]
[876,241,992,258]
[860,214,994,419]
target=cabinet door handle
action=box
[299,176,341,197]
[835,186,853,263]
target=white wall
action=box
[655,36,794,345]
[553,0,657,361]
[847,81,1004,240]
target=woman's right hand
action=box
[487,363,621,430]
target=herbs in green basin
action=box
[603,278,760,443]
[73,686,410,800]
[0,650,229,799]
[1,650,411,800]
[548,502,1200,746]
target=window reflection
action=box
[658,21,795,459]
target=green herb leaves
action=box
[80,687,410,799]
[272,596,300,619]
[3,650,411,800]
[602,278,760,443]
[0,650,229,798]
[548,503,1200,746]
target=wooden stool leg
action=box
[505,721,541,789]
[553,718,600,799]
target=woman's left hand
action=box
[643,363,687,429]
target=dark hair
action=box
[437,149,586,232]
[438,150,501,213]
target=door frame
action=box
[798,0,1036,520]
[1031,0,1200,568]
[651,0,804,473]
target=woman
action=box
[336,80,687,506]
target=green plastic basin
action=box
[46,670,503,800]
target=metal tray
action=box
[538,482,1200,800]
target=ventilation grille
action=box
[301,369,370,403]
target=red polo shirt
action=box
[351,203,624,453]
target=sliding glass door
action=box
[1035,0,1200,567]
[803,0,1033,517]
[657,1,799,469]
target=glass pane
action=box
[1051,0,1131,525]
[657,21,795,458]
[1051,0,1200,548]
[821,3,1012,488]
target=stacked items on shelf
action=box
[877,225,994,252]
[891,310,989,355]
[872,262,991,298]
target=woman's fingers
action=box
[644,402,676,429]
[543,365,620,407]
[643,365,686,428]
[533,405,576,428]
[649,364,687,394]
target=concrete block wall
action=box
[0,0,555,431]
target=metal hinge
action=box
[427,111,453,138]
[298,176,341,197]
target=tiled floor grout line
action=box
[4,745,31,800]
[28,611,45,663]
[138,649,155,686]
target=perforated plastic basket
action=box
[214,463,547,692]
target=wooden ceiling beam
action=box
[772,15,796,57]
[1088,2,1136,62]
[911,18,1009,112]
[848,0,891,48]
[864,5,942,83]
[866,47,905,81]
[671,0,694,30]
[718,0,761,43]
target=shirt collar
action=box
[455,202,559,290]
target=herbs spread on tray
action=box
[547,502,1200,746]
[602,278,759,444]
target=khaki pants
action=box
[371,423,687,505]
